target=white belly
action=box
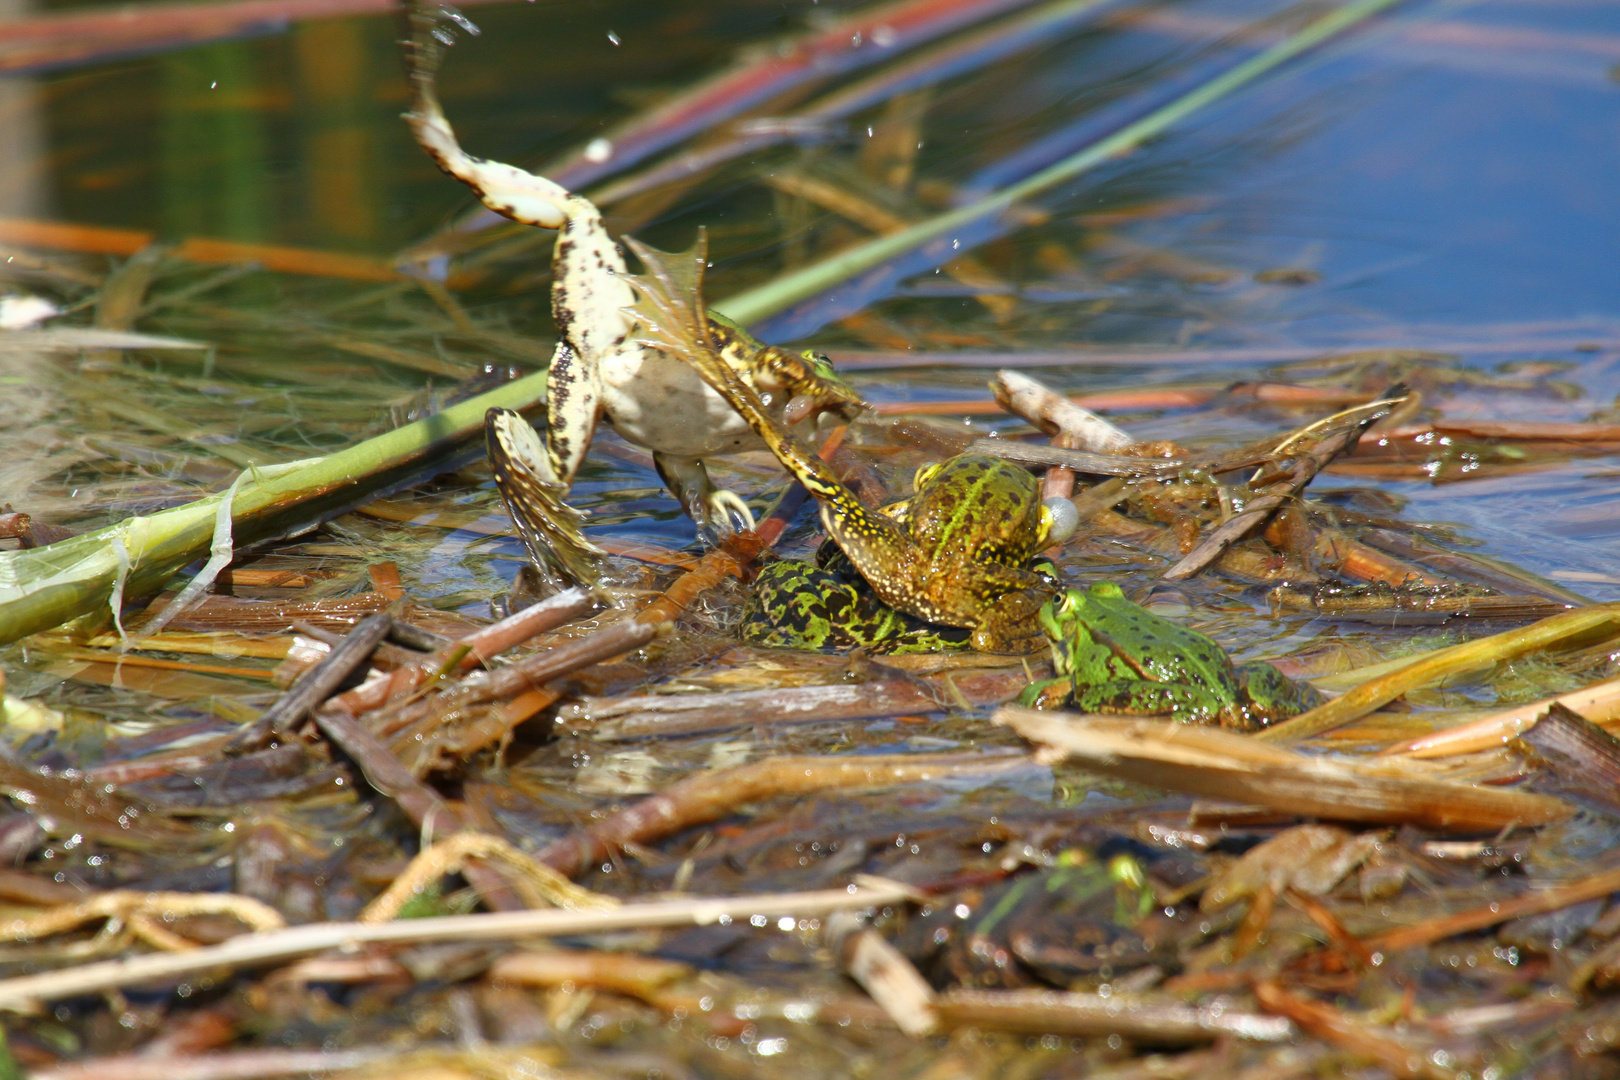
[598,346,767,459]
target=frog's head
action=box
[1038,587,1093,671]
[792,351,868,422]
[913,461,1079,551]
[780,349,867,423]
[1041,586,1091,633]
[799,349,840,383]
[1040,583,1133,651]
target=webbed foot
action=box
[402,6,572,232]
[705,487,757,535]
[656,452,755,540]
[487,408,607,590]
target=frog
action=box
[401,12,864,585]
[1019,582,1323,731]
[622,237,1076,653]
[740,558,972,654]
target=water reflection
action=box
[159,43,269,241]
[0,0,47,219]
[292,19,383,246]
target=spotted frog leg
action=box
[401,10,863,588]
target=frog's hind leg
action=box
[403,5,575,231]
[1231,662,1324,730]
[545,340,603,487]
[1072,680,1225,725]
[655,453,755,538]
[487,407,607,590]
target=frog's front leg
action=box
[1072,680,1225,725]
[655,453,754,537]
[960,565,1060,654]
[1017,676,1075,709]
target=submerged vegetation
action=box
[3,0,1620,1076]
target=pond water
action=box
[9,0,1618,601]
[8,1,1620,1072]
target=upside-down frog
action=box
[402,14,863,585]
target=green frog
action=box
[624,239,1073,653]
[740,558,973,654]
[1020,583,1322,730]
[402,15,863,585]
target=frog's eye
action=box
[799,349,835,375]
[913,462,942,489]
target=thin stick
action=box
[30,1048,388,1080]
[328,587,591,716]
[990,369,1133,450]
[0,880,918,1012]
[539,753,1031,877]
[995,707,1570,833]
[963,438,1183,476]
[825,335,1620,368]
[715,0,1408,326]
[875,387,1220,415]
[634,532,768,627]
[1360,863,1620,955]
[1163,394,1400,580]
[1251,982,1444,1078]
[386,619,450,653]
[1257,604,1620,744]
[0,218,401,281]
[827,911,939,1037]
[225,613,392,754]
[477,618,662,701]
[932,988,1294,1043]
[312,705,462,841]
[1382,675,1620,759]
[308,703,524,912]
[566,669,1032,741]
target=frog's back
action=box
[907,454,1043,563]
[1084,583,1239,693]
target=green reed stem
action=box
[0,372,548,646]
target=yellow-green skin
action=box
[741,456,1056,650]
[626,248,1061,653]
[1021,583,1322,730]
[741,559,973,654]
[739,467,1058,654]
[733,453,1058,653]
